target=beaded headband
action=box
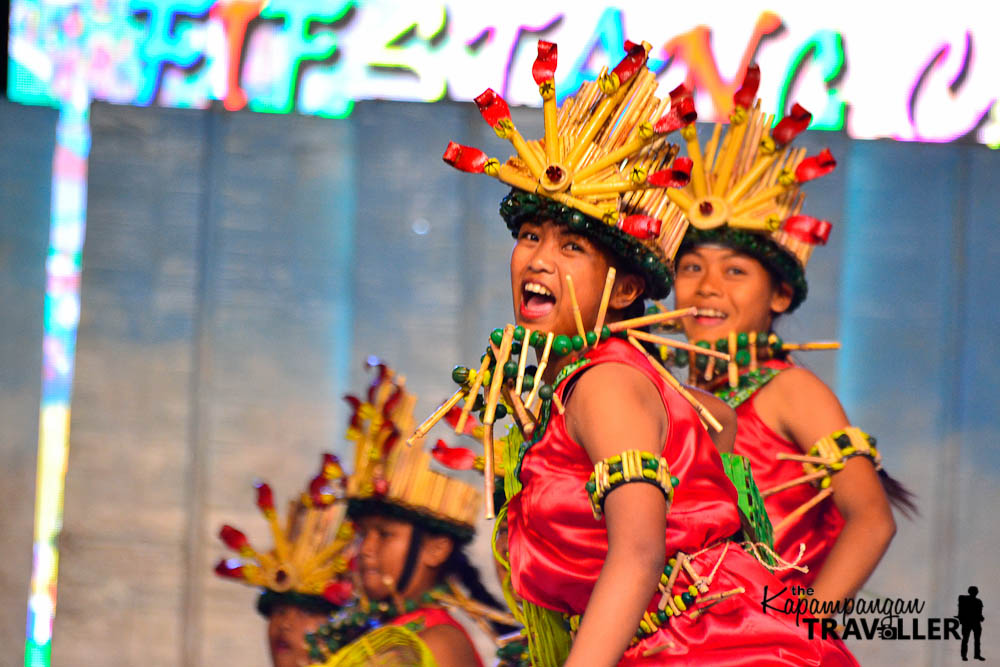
[214,453,356,612]
[444,40,699,300]
[345,361,482,543]
[670,65,837,311]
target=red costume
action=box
[730,359,844,587]
[506,338,856,665]
[392,607,485,667]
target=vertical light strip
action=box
[24,103,90,667]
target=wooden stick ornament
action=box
[524,332,554,411]
[627,336,723,433]
[773,486,834,534]
[455,354,492,434]
[761,469,829,498]
[728,330,739,388]
[407,388,467,446]
[626,329,730,361]
[565,274,588,343]
[608,307,697,332]
[514,327,532,394]
[594,267,617,338]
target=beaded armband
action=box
[586,450,678,520]
[804,426,882,488]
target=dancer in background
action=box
[416,39,858,665]
[306,362,512,667]
[214,454,356,667]
[664,66,915,608]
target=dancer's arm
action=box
[563,363,669,667]
[762,368,895,608]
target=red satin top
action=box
[732,360,845,588]
[392,606,485,667]
[506,338,857,664]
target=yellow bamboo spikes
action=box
[627,336,723,433]
[542,84,560,164]
[666,188,696,215]
[713,112,750,196]
[594,267,616,337]
[607,306,697,332]
[514,327,532,394]
[782,341,841,351]
[455,354,492,434]
[681,125,708,198]
[564,71,641,171]
[524,332,554,411]
[625,329,730,361]
[773,486,834,534]
[573,131,652,182]
[731,182,788,217]
[565,275,588,343]
[728,330,738,388]
[727,151,779,203]
[407,387,467,446]
[484,327,515,427]
[483,423,496,518]
[507,128,545,180]
[570,179,648,198]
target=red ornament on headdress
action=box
[733,64,761,109]
[619,215,662,240]
[654,85,697,134]
[475,89,512,129]
[431,439,478,470]
[532,41,558,83]
[647,157,693,188]
[795,148,836,183]
[254,481,274,513]
[220,525,249,551]
[443,142,490,173]
[323,580,354,605]
[611,40,648,86]
[215,558,245,579]
[782,215,832,245]
[772,103,812,146]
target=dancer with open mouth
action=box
[415,39,860,665]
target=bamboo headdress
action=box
[214,454,356,615]
[345,361,482,543]
[443,40,699,300]
[671,65,837,311]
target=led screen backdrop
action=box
[8,0,1000,145]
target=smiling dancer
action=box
[409,40,859,665]
[658,67,914,609]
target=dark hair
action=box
[257,590,338,618]
[878,470,918,518]
[440,545,516,634]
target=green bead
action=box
[513,326,525,341]
[586,330,598,346]
[646,305,659,316]
[695,340,711,349]
[538,384,554,400]
[681,592,695,606]
[552,335,571,356]
[530,331,543,347]
[695,353,708,370]
[671,476,680,487]
[521,375,534,391]
[503,361,518,378]
[495,403,508,419]
[472,394,485,410]
[716,338,728,353]
[571,335,584,351]
[657,609,670,623]
[663,564,672,576]
[585,480,596,494]
[601,325,611,341]
[568,211,587,231]
[736,332,749,348]
[491,328,504,346]
[674,349,689,366]
[641,254,659,272]
[643,458,658,470]
[511,340,523,354]
[451,366,469,385]
[770,335,783,352]
[735,349,751,366]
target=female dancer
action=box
[664,73,914,607]
[424,40,859,665]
